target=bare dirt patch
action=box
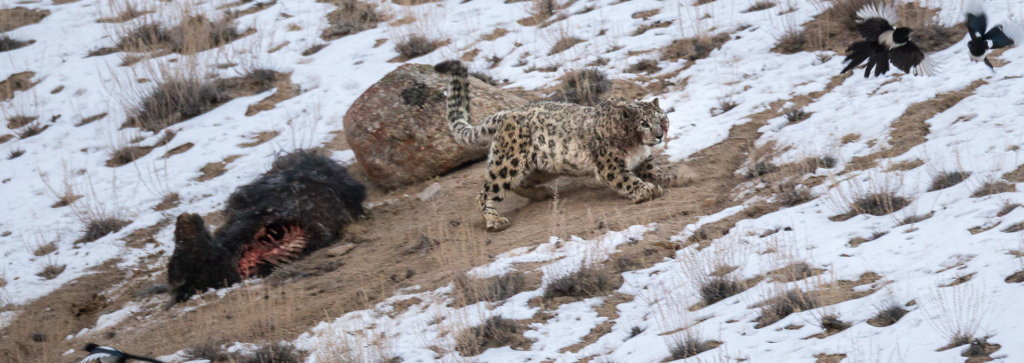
[1,71,35,101]
[195,155,242,181]
[239,131,280,148]
[846,80,987,172]
[244,73,300,116]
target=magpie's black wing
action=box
[964,0,987,41]
[890,41,937,76]
[855,4,899,40]
[874,50,890,77]
[985,22,1024,48]
[842,40,874,74]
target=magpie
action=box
[841,3,937,77]
[80,343,164,363]
[964,0,1024,70]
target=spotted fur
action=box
[435,60,673,231]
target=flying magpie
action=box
[965,0,1024,70]
[841,3,937,77]
[80,343,164,363]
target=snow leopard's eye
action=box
[641,121,650,128]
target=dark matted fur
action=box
[167,150,367,302]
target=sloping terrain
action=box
[3,0,1024,362]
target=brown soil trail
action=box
[0,76,853,361]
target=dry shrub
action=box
[455,316,531,356]
[548,36,583,55]
[972,181,1015,198]
[184,339,234,362]
[818,313,851,334]
[632,20,673,36]
[626,59,661,74]
[125,68,278,131]
[77,218,131,243]
[929,171,971,192]
[773,27,807,54]
[743,1,776,12]
[774,182,815,207]
[668,332,720,360]
[551,68,611,106]
[746,161,779,179]
[699,276,744,306]
[321,0,380,40]
[544,264,620,299]
[0,35,33,52]
[710,96,738,116]
[867,300,908,327]
[244,343,305,363]
[756,289,819,328]
[804,155,837,170]
[36,258,66,280]
[98,14,244,56]
[394,35,441,59]
[8,148,25,159]
[898,3,961,51]
[850,193,910,217]
[6,114,37,128]
[529,0,558,22]
[97,0,148,23]
[899,211,934,226]
[660,33,730,62]
[785,109,809,123]
[14,123,47,139]
[452,271,530,305]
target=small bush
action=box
[321,0,380,40]
[746,161,778,178]
[529,0,558,21]
[743,1,776,12]
[6,114,37,128]
[868,300,908,327]
[552,68,611,106]
[775,182,814,207]
[456,316,530,356]
[243,343,304,363]
[785,109,809,123]
[756,289,818,328]
[929,171,971,191]
[774,27,807,54]
[0,35,32,52]
[668,332,719,360]
[36,260,66,280]
[544,264,619,299]
[452,271,530,305]
[661,33,730,62]
[108,145,151,167]
[972,181,1015,198]
[819,314,851,334]
[7,148,25,159]
[78,218,131,243]
[111,15,243,55]
[850,192,910,216]
[184,340,233,362]
[549,36,584,55]
[126,78,229,132]
[699,276,743,306]
[14,123,46,139]
[395,35,441,59]
[626,59,661,74]
[710,96,738,116]
[627,326,644,339]
[899,211,934,226]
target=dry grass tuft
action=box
[699,276,744,306]
[668,332,721,360]
[6,114,38,128]
[455,316,531,356]
[774,182,815,207]
[710,96,738,116]
[551,68,611,106]
[743,1,776,12]
[899,211,934,226]
[184,339,233,362]
[544,264,620,300]
[661,33,730,62]
[756,289,819,328]
[626,59,661,74]
[321,0,380,40]
[804,155,837,170]
[98,15,244,56]
[549,36,584,55]
[36,259,66,280]
[0,35,33,52]
[819,313,851,334]
[972,181,1015,198]
[0,7,50,33]
[77,218,131,243]
[746,161,779,179]
[394,35,442,59]
[244,343,305,363]
[867,300,908,327]
[929,171,971,192]
[7,148,25,160]
[773,27,807,54]
[850,193,910,217]
[452,271,531,305]
[125,69,278,131]
[14,123,47,139]
[97,0,148,23]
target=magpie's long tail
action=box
[124,353,165,363]
[841,40,874,75]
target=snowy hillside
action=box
[3,0,1024,361]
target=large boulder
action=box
[344,64,527,190]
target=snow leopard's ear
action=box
[651,98,659,108]
[618,103,638,120]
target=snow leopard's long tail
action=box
[434,60,501,145]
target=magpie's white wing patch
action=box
[913,54,938,76]
[857,3,900,25]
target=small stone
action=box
[327,243,355,257]
[418,182,442,201]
